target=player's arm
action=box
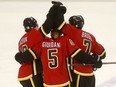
[15,49,37,64]
[71,48,106,69]
[61,24,78,43]
[37,2,61,36]
[39,15,53,36]
[39,14,53,36]
[66,37,98,64]
[93,41,106,60]
[71,48,96,64]
[92,42,106,69]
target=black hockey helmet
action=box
[69,15,84,29]
[23,17,38,32]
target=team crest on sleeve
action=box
[69,39,75,46]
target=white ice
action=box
[0,1,116,87]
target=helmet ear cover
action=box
[23,17,38,32]
[69,15,84,29]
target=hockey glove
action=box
[15,50,35,64]
[54,5,66,30]
[93,60,103,68]
[41,3,60,35]
[91,53,103,70]
[15,52,24,64]
[47,1,67,30]
[48,1,66,17]
[90,54,99,63]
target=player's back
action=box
[71,28,97,75]
[62,24,97,53]
[18,28,44,51]
[62,24,105,75]
[18,28,43,81]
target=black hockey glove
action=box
[91,54,103,70]
[90,54,100,63]
[15,50,35,64]
[41,2,61,35]
[93,60,102,68]
[15,52,24,64]
[48,1,66,17]
[40,2,59,35]
[54,5,66,30]
[47,1,67,30]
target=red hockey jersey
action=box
[18,28,44,81]
[62,24,106,76]
[32,35,79,86]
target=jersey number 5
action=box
[48,49,58,69]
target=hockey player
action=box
[60,15,106,87]
[15,17,46,87]
[15,2,67,87]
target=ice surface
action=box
[0,1,116,87]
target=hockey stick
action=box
[102,62,116,64]
[68,62,116,66]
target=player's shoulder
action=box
[66,24,77,29]
[83,30,95,38]
[60,35,72,42]
[19,33,27,40]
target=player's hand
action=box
[46,1,67,31]
[15,52,24,64]
[91,53,103,70]
[51,1,66,15]
[91,53,100,63]
[93,60,102,68]
[48,1,66,18]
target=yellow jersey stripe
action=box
[28,49,37,60]
[44,81,70,87]
[58,21,66,30]
[41,26,47,36]
[74,70,94,76]
[66,58,72,82]
[33,60,37,75]
[100,50,106,57]
[76,74,80,87]
[18,74,32,81]
[71,49,81,58]
[30,78,35,87]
